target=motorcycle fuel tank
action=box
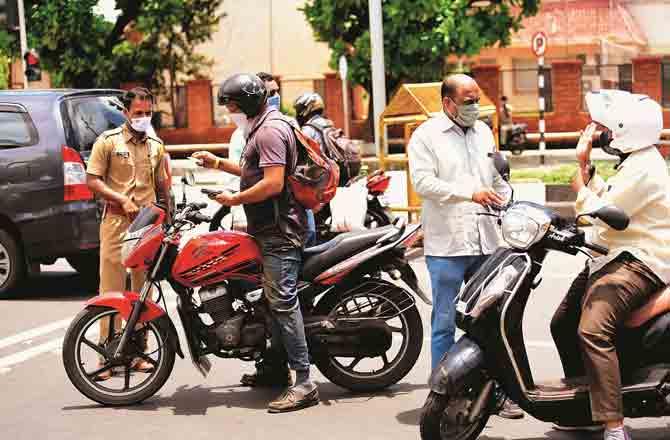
[172,230,262,287]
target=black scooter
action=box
[420,153,670,440]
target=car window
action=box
[0,110,39,148]
[64,95,126,151]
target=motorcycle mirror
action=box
[488,152,511,182]
[584,205,630,231]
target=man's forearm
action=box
[87,175,127,206]
[234,179,282,205]
[216,158,241,176]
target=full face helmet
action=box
[585,89,663,155]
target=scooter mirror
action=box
[588,205,630,231]
[488,152,511,182]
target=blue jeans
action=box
[305,209,316,247]
[426,255,488,371]
[259,235,310,373]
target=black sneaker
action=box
[497,399,525,419]
[240,363,292,388]
[267,385,319,413]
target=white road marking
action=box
[0,300,177,375]
[0,318,72,350]
[0,337,63,371]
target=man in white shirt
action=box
[408,74,521,418]
[550,90,670,440]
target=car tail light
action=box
[63,145,93,201]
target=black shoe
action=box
[267,385,319,414]
[553,424,603,432]
[497,399,524,419]
[240,364,292,388]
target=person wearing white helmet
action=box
[550,90,670,440]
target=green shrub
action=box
[511,161,617,185]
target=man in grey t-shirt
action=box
[193,73,318,413]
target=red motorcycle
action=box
[62,197,428,406]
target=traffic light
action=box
[0,0,19,31]
[24,51,41,82]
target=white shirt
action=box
[408,113,508,257]
[577,146,670,283]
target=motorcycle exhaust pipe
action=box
[468,380,495,423]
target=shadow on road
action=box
[4,270,97,302]
[62,381,430,416]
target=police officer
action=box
[86,87,170,380]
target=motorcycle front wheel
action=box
[312,286,423,392]
[62,306,175,406]
[420,388,492,440]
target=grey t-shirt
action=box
[240,107,307,247]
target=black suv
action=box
[0,89,126,296]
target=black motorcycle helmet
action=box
[217,73,267,118]
[294,92,325,126]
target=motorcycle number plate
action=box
[377,195,390,207]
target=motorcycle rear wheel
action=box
[312,286,422,392]
[420,389,491,440]
[62,306,175,406]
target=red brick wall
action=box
[324,72,353,132]
[120,82,145,91]
[633,56,662,102]
[154,79,236,146]
[548,60,590,132]
[158,127,235,150]
[471,65,501,111]
[185,79,214,130]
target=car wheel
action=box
[0,229,26,298]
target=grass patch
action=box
[511,161,617,185]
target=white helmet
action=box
[585,89,663,154]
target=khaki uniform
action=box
[87,124,167,295]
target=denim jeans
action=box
[258,235,310,373]
[426,254,488,370]
[305,209,316,247]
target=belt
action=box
[105,203,126,217]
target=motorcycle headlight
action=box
[501,204,551,250]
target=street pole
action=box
[368,0,386,157]
[538,56,546,164]
[16,0,27,89]
[339,55,351,138]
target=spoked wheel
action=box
[62,306,175,406]
[313,284,423,392]
[420,387,492,440]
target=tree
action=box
[302,0,540,108]
[0,0,223,118]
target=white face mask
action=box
[130,116,152,133]
[229,112,249,130]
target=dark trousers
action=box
[550,253,663,421]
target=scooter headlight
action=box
[501,204,552,250]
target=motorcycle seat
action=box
[302,225,396,281]
[633,312,670,361]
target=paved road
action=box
[0,187,668,439]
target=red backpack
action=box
[283,123,340,210]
